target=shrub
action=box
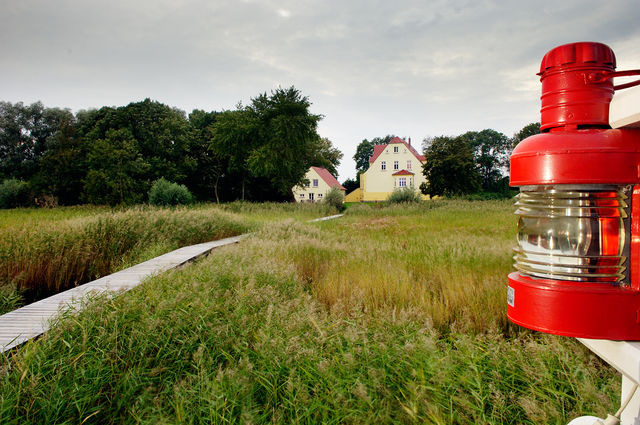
[323,186,345,212]
[148,178,194,206]
[0,179,31,209]
[387,187,422,204]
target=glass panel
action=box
[514,185,630,284]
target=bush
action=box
[387,187,422,204]
[148,178,194,206]
[0,179,31,209]
[323,186,345,212]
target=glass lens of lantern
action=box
[514,186,629,283]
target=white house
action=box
[293,166,345,202]
[359,137,427,201]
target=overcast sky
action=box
[2,0,640,180]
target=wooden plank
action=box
[0,235,242,353]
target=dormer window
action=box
[393,146,399,153]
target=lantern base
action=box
[507,273,640,340]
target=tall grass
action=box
[0,206,248,300]
[0,200,620,424]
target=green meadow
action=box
[0,200,619,424]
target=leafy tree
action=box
[342,178,359,193]
[188,109,226,202]
[33,111,85,205]
[246,87,322,199]
[0,179,31,208]
[209,108,258,200]
[353,139,374,174]
[458,129,510,192]
[82,129,150,205]
[210,86,324,202]
[421,136,480,197]
[0,101,72,183]
[310,137,342,177]
[512,122,541,147]
[76,99,194,195]
[353,135,394,175]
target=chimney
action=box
[408,137,411,146]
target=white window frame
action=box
[393,146,399,153]
[393,161,399,171]
[299,193,305,198]
[313,179,318,187]
[399,177,407,187]
[318,193,323,198]
[407,160,412,170]
[381,161,386,171]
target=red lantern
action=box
[508,42,640,340]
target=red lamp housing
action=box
[508,42,640,340]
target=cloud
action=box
[1,0,639,179]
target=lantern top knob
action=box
[539,42,616,76]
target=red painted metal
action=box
[508,42,640,340]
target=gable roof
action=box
[392,169,414,176]
[311,166,346,191]
[368,137,426,164]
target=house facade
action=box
[293,166,345,202]
[359,137,427,201]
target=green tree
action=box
[75,99,195,200]
[458,129,510,192]
[421,136,480,197]
[353,139,374,174]
[246,87,323,199]
[209,107,258,200]
[0,101,72,183]
[310,137,342,177]
[188,109,227,202]
[33,111,85,205]
[512,122,541,147]
[82,129,150,205]
[342,178,359,193]
[210,86,324,201]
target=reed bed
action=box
[0,206,250,302]
[0,200,620,424]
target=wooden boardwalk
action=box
[0,235,243,353]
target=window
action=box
[309,193,315,201]
[393,146,399,153]
[393,161,399,171]
[318,193,323,198]
[399,177,407,187]
[299,193,305,198]
[313,179,318,187]
[381,161,386,171]
[407,160,412,170]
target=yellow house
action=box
[292,166,345,202]
[360,137,428,201]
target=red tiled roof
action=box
[311,166,346,191]
[368,137,426,164]
[392,169,414,176]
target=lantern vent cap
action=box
[538,42,616,77]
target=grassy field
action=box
[0,200,619,424]
[0,202,335,313]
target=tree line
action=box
[348,124,540,197]
[0,86,342,206]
